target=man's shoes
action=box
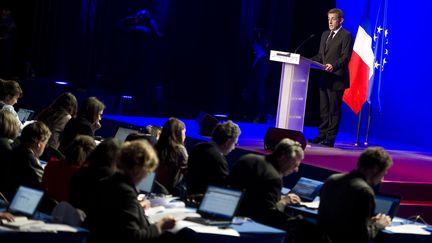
[320,140,335,147]
[307,136,326,144]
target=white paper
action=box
[385,224,431,235]
[187,224,240,237]
[148,207,200,223]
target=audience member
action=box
[59,96,105,152]
[0,109,19,154]
[0,109,20,195]
[3,121,51,200]
[318,147,393,243]
[187,120,241,197]
[125,132,157,146]
[145,124,162,140]
[86,140,176,243]
[227,138,304,229]
[41,135,96,202]
[0,79,23,129]
[154,117,188,196]
[36,92,78,149]
[69,138,121,214]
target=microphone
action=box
[294,34,315,54]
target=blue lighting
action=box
[121,95,133,99]
[54,80,69,85]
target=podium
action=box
[270,50,325,132]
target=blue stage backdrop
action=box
[337,0,432,150]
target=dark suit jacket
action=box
[318,170,384,243]
[86,173,160,243]
[187,142,229,195]
[227,154,288,227]
[3,144,44,200]
[312,27,353,91]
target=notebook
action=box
[7,186,44,218]
[184,185,243,226]
[137,171,156,194]
[17,108,35,123]
[114,127,140,142]
[289,177,324,202]
[1,186,45,228]
[374,193,401,219]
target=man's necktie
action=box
[326,31,334,45]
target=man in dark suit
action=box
[227,138,303,229]
[318,147,393,243]
[309,8,353,147]
[187,120,241,197]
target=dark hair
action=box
[0,109,19,139]
[64,135,96,166]
[20,121,51,145]
[36,92,78,128]
[155,117,185,164]
[328,8,344,19]
[77,97,105,123]
[85,138,122,168]
[211,120,241,145]
[357,147,393,173]
[0,79,23,100]
[266,138,304,170]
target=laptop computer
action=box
[289,177,324,202]
[7,186,44,218]
[114,127,140,142]
[1,186,45,228]
[184,185,243,226]
[17,108,35,123]
[137,171,156,194]
[374,193,401,219]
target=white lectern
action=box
[270,50,325,132]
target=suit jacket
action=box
[227,154,288,227]
[3,144,44,200]
[86,173,160,243]
[187,142,229,195]
[318,170,384,243]
[312,27,353,91]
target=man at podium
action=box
[308,8,353,147]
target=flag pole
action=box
[355,108,362,146]
[364,104,372,146]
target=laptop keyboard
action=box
[184,216,231,226]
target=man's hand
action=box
[157,216,176,232]
[280,193,301,205]
[324,63,334,72]
[372,213,392,228]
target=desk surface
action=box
[192,220,285,243]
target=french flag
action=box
[343,21,375,115]
[344,0,389,114]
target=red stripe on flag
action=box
[343,51,369,114]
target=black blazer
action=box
[227,154,288,227]
[86,173,160,243]
[187,142,229,195]
[312,28,353,91]
[318,170,383,243]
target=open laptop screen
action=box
[137,172,156,194]
[290,177,324,202]
[17,108,34,123]
[198,186,242,219]
[8,186,44,218]
[114,127,139,142]
[374,193,401,219]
